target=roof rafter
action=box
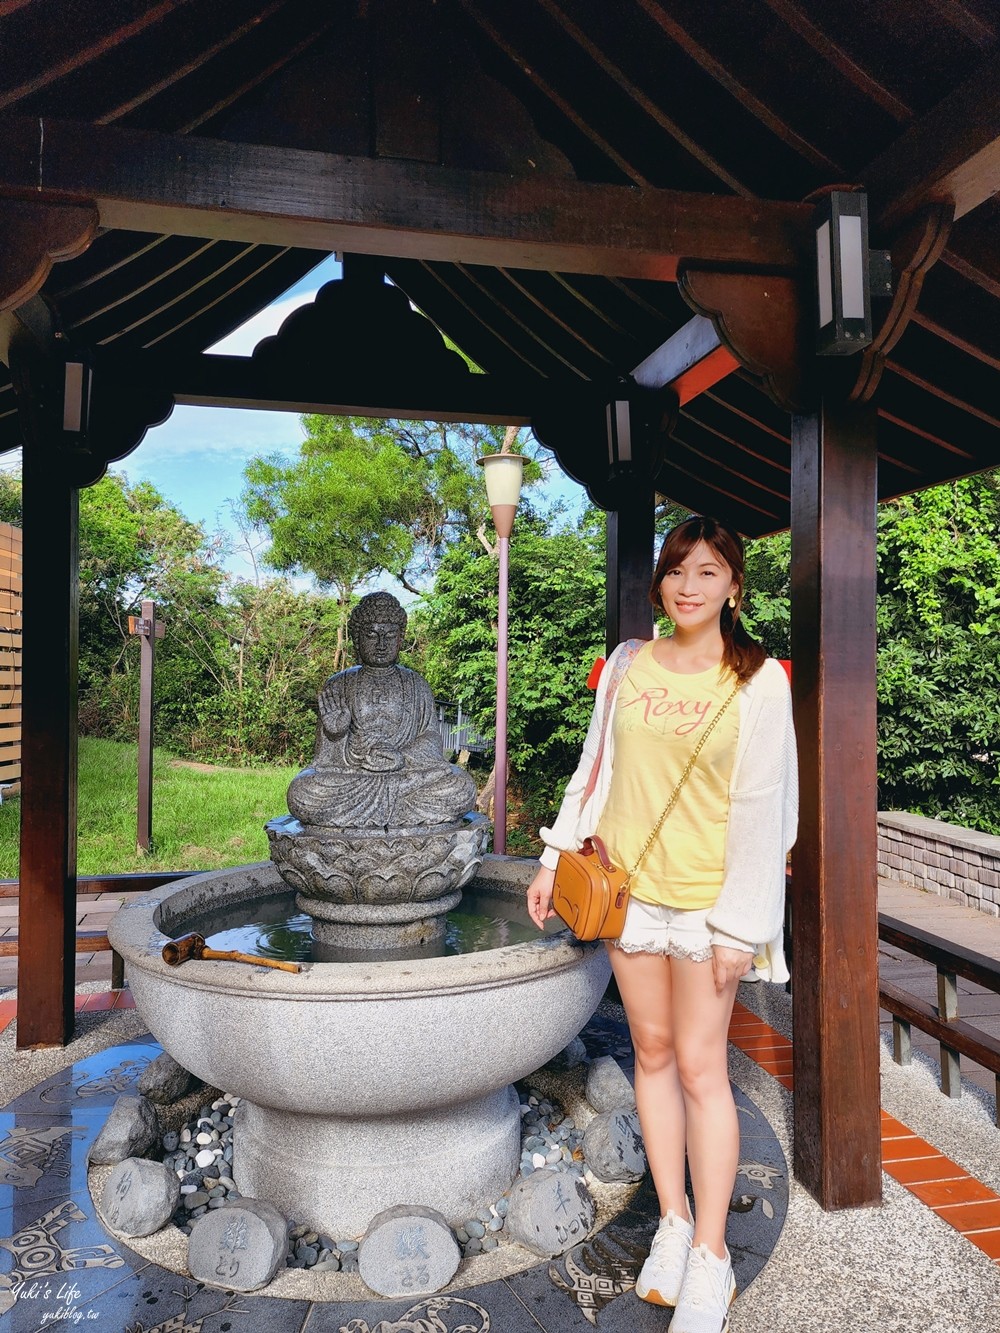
[0,1,181,111]
[757,0,911,122]
[533,0,754,193]
[399,262,551,378]
[865,50,1000,228]
[631,0,838,175]
[456,0,651,187]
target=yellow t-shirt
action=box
[597,641,740,909]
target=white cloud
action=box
[134,405,305,467]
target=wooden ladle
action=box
[161,932,302,974]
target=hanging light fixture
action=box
[814,191,873,356]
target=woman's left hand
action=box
[711,944,753,993]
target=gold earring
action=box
[728,596,736,609]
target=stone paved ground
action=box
[0,878,999,1330]
[0,1001,789,1333]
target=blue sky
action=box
[119,254,343,580]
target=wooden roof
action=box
[1,0,998,533]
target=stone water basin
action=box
[107,855,610,1238]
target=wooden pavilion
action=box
[1,0,998,1214]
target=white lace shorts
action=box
[611,897,714,963]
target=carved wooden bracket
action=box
[10,344,174,488]
[848,201,954,402]
[677,267,811,413]
[251,256,473,393]
[0,199,99,315]
[83,356,175,487]
[531,380,674,512]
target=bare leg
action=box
[606,944,690,1219]
[670,955,741,1258]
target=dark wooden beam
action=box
[0,116,812,279]
[12,348,80,1048]
[606,488,654,651]
[172,354,533,425]
[790,394,882,1209]
[632,314,739,405]
[865,50,1000,229]
[0,872,193,898]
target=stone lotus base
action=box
[265,812,490,949]
[107,857,611,1239]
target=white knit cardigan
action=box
[539,644,799,982]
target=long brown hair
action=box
[649,515,766,685]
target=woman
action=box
[527,515,797,1333]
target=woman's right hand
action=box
[527,865,557,930]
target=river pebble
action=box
[159,1075,594,1271]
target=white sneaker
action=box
[671,1242,737,1333]
[633,1206,694,1306]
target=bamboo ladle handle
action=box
[161,933,302,974]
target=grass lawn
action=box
[0,737,299,877]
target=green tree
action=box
[742,530,792,659]
[876,475,1000,832]
[74,473,228,744]
[679,476,1000,834]
[241,418,544,667]
[417,505,607,848]
[0,472,21,526]
[185,579,345,764]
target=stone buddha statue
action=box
[287,591,477,830]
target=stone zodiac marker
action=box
[267,591,489,951]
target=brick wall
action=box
[878,811,1000,918]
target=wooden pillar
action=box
[606,487,654,651]
[15,385,80,1047]
[789,395,882,1208]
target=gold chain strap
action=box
[622,680,741,890]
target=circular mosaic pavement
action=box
[0,1013,788,1333]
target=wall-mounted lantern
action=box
[815,191,873,356]
[62,358,93,441]
[606,390,635,479]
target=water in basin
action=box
[176,888,545,963]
